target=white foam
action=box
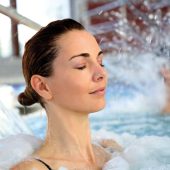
[0,134,42,170]
[93,130,170,170]
[103,156,130,170]
[104,52,169,114]
[0,85,16,109]
[0,131,169,170]
[0,101,32,138]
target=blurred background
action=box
[1,1,170,169]
[1,0,170,82]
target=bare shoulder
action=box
[10,159,48,170]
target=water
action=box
[1,1,170,169]
[19,51,170,170]
[22,106,170,139]
[0,85,32,138]
[21,109,170,170]
[91,113,170,137]
[0,51,170,169]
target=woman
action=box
[11,19,121,170]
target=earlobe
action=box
[31,75,52,100]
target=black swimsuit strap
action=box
[35,158,52,170]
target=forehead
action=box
[56,30,101,57]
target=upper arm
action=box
[10,159,49,170]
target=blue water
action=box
[23,110,170,139]
[90,113,170,137]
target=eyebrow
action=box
[69,51,103,61]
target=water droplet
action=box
[98,10,103,15]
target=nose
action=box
[92,67,107,82]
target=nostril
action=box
[93,72,104,81]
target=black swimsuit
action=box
[35,158,52,170]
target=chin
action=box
[90,101,106,113]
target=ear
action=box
[30,75,52,100]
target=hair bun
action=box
[18,87,38,106]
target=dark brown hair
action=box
[18,19,85,107]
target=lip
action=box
[89,87,106,95]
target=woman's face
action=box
[47,30,107,113]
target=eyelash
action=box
[77,63,105,70]
[77,66,86,70]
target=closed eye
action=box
[98,58,104,67]
[76,66,86,70]
[97,51,104,67]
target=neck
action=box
[40,104,96,164]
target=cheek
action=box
[50,73,89,101]
[48,71,106,113]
